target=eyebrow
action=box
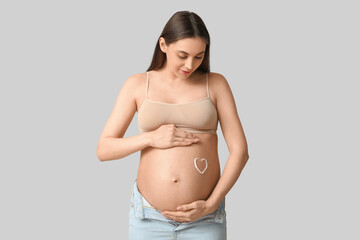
[177,50,205,55]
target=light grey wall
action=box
[1,0,359,239]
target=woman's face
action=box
[159,37,206,78]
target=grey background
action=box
[1,0,359,239]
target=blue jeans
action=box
[129,179,227,240]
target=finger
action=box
[173,130,190,139]
[172,138,197,146]
[177,201,198,211]
[172,136,189,142]
[186,132,199,141]
[171,215,193,223]
[166,215,188,223]
[175,218,190,223]
[174,129,198,140]
[175,135,199,143]
[162,210,189,219]
[177,204,191,211]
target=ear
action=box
[159,37,168,53]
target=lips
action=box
[181,70,190,74]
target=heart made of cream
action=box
[194,157,208,174]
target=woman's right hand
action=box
[148,124,200,149]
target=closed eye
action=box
[179,56,203,59]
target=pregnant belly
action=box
[137,133,220,212]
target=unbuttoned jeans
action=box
[129,179,227,240]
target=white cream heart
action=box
[194,157,208,174]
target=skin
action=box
[96,37,249,223]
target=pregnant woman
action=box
[96,11,249,239]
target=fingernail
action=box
[194,138,199,142]
[177,206,182,210]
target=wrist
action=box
[206,198,220,213]
[141,131,153,148]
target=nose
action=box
[184,58,194,70]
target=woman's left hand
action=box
[161,200,214,223]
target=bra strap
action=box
[206,72,210,98]
[146,71,149,99]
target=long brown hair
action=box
[146,11,211,73]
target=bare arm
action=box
[96,74,142,161]
[98,126,200,161]
[97,132,153,162]
[96,73,200,162]
[206,73,249,211]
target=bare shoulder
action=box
[208,71,227,83]
[128,72,148,109]
[97,72,146,139]
[207,72,231,104]
[125,72,146,89]
[122,72,147,99]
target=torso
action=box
[135,70,220,212]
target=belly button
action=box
[171,177,179,183]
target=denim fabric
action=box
[129,179,227,240]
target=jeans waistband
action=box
[129,179,226,224]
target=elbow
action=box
[96,143,106,162]
[243,148,250,161]
[240,151,249,163]
[229,146,249,160]
[96,150,104,162]
[235,151,249,163]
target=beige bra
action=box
[137,71,218,134]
